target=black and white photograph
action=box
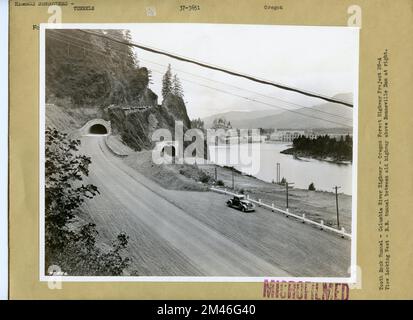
[40,24,358,280]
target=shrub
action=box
[45,128,131,276]
[216,180,225,187]
[308,182,316,191]
[199,172,211,183]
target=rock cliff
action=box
[45,29,191,151]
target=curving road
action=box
[80,135,351,277]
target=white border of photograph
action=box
[39,23,359,283]
[0,0,9,300]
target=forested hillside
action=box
[46,29,153,106]
[45,29,191,151]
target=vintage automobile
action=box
[226,195,256,212]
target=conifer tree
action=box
[172,74,184,98]
[162,64,173,99]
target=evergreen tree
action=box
[291,134,352,161]
[124,29,139,67]
[147,68,153,84]
[212,118,232,130]
[172,74,184,98]
[162,64,173,99]
[190,118,205,130]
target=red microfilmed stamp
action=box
[263,280,350,300]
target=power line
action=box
[137,58,353,122]
[148,68,352,128]
[78,29,354,108]
[84,29,352,105]
[47,34,110,59]
[49,29,138,61]
[46,32,352,127]
[84,29,354,108]
[47,30,352,122]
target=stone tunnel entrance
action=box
[161,145,176,157]
[161,145,176,163]
[89,124,108,135]
[80,119,111,136]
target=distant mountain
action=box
[202,94,353,129]
[201,109,282,129]
[331,93,353,105]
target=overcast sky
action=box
[129,24,359,120]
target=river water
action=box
[209,142,353,195]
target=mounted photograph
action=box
[39,24,358,281]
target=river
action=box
[209,142,353,195]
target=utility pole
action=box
[278,163,280,184]
[285,180,294,209]
[286,181,289,209]
[232,167,235,189]
[334,186,341,229]
[276,162,280,184]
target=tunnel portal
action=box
[89,124,108,135]
[80,119,111,136]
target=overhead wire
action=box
[78,29,354,108]
[46,30,353,127]
[49,29,352,121]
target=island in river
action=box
[280,135,353,164]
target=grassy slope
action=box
[124,151,209,192]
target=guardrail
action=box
[210,187,351,239]
[104,136,129,158]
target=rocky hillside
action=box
[107,95,190,151]
[45,29,191,150]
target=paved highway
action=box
[80,135,351,277]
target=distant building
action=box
[270,129,306,142]
[322,133,353,141]
[312,128,353,141]
[269,128,352,142]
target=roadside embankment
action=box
[124,151,209,192]
[121,149,352,231]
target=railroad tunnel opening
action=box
[89,124,108,135]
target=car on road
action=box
[226,195,256,212]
